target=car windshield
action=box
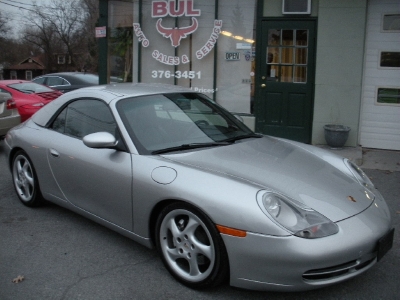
[117,93,256,154]
[8,82,55,94]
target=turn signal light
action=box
[216,225,247,237]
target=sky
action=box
[0,0,41,37]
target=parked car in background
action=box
[3,83,394,291]
[33,72,124,93]
[0,80,62,122]
[32,72,100,93]
[0,92,21,138]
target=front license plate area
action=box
[377,228,394,262]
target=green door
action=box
[255,20,316,143]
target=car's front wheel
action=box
[12,151,44,207]
[155,202,229,289]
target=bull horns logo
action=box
[156,17,198,47]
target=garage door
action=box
[360,0,400,150]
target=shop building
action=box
[97,0,400,150]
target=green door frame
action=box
[254,17,316,143]
[254,0,265,108]
[98,0,108,85]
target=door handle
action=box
[49,149,60,157]
[261,84,266,88]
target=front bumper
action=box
[222,197,392,291]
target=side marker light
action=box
[216,225,247,237]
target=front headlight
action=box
[344,159,375,190]
[257,191,338,239]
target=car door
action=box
[46,98,133,230]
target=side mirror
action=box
[83,132,118,149]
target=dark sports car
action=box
[32,72,100,93]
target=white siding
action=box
[360,0,400,150]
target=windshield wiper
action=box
[152,142,231,155]
[222,133,263,143]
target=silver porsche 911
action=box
[4,83,394,291]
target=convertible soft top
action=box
[31,83,195,127]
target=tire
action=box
[155,202,229,289]
[12,151,44,207]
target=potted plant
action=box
[323,102,351,148]
[323,124,351,148]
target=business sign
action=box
[225,52,240,61]
[236,43,252,50]
[95,26,106,38]
[133,0,223,66]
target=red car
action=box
[0,80,62,122]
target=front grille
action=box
[303,257,375,281]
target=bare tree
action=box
[0,12,14,67]
[0,11,11,38]
[33,0,84,65]
[20,0,98,72]
[0,39,40,70]
[21,17,61,72]
[76,0,99,72]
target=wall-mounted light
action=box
[221,31,254,44]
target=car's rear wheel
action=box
[12,151,44,207]
[155,202,229,289]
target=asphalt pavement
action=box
[317,145,400,172]
[1,139,399,300]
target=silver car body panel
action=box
[31,83,195,128]
[5,83,393,291]
[224,198,391,291]
[162,137,378,223]
[0,92,20,136]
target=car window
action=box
[51,99,116,139]
[73,74,99,84]
[117,93,253,154]
[178,97,229,128]
[32,77,46,84]
[47,76,69,86]
[8,82,55,93]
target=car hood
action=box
[162,136,374,222]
